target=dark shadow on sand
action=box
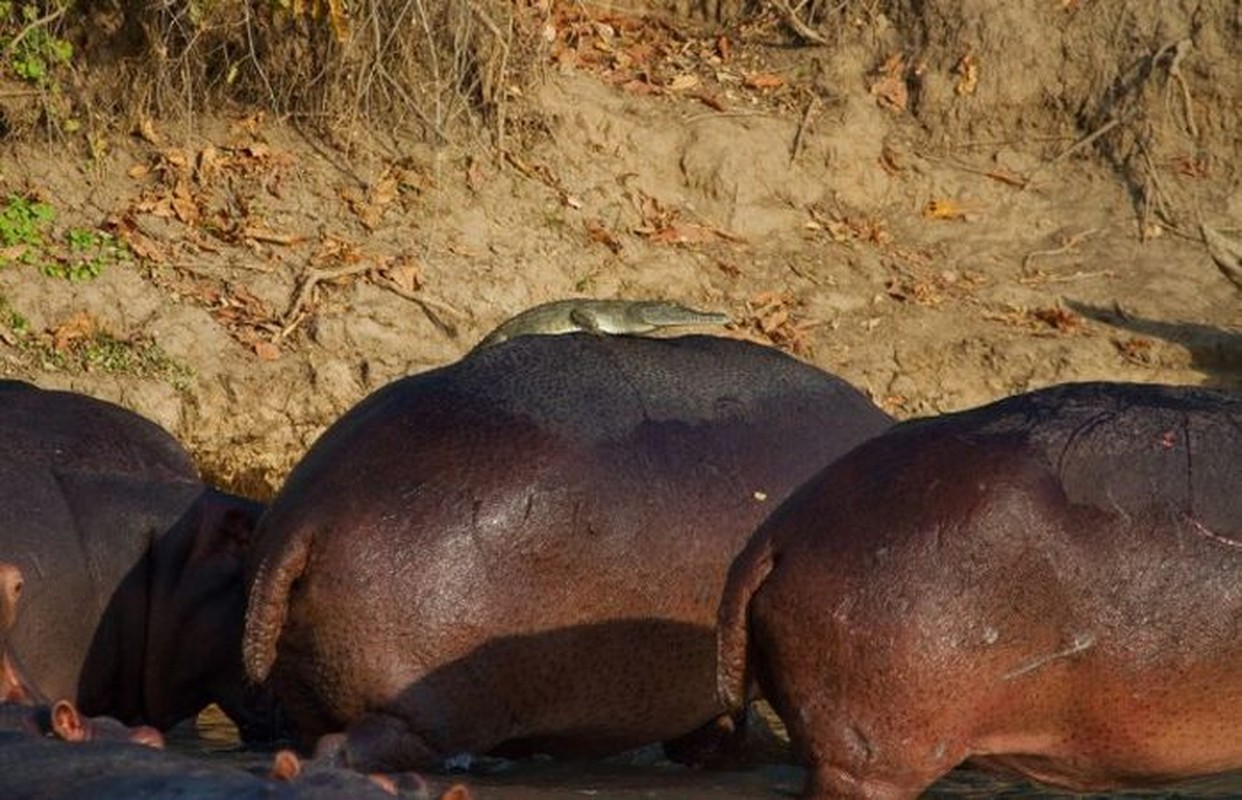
[1065,300,1241,389]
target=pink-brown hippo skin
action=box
[717,381,1242,800]
[243,333,894,771]
[0,380,277,740]
[0,561,39,705]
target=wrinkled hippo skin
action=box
[717,382,1242,799]
[244,334,893,770]
[0,733,403,799]
[0,380,275,739]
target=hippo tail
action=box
[242,525,315,684]
[715,531,776,711]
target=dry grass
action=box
[41,0,541,146]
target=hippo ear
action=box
[187,490,264,564]
[270,749,302,781]
[50,700,87,742]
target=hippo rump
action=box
[243,333,894,770]
[0,380,272,738]
[717,382,1242,799]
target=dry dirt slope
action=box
[0,1,1238,497]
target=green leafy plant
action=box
[2,2,74,86]
[0,294,28,340]
[33,329,194,390]
[0,194,54,266]
[43,227,128,281]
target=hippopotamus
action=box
[0,380,274,739]
[0,699,165,747]
[717,381,1242,799]
[1,559,164,747]
[0,734,412,799]
[243,334,893,770]
[0,561,37,704]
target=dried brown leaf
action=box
[922,199,975,221]
[744,73,785,90]
[584,218,623,254]
[253,341,282,361]
[466,157,487,193]
[51,312,97,352]
[381,255,423,293]
[135,117,161,145]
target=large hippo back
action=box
[955,381,1242,527]
[0,380,195,480]
[244,334,892,766]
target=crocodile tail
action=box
[243,524,315,684]
[715,531,776,710]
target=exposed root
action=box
[1020,228,1103,275]
[279,262,465,343]
[770,0,830,46]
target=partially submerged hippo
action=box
[0,733,408,799]
[0,699,165,747]
[0,380,273,738]
[717,382,1242,799]
[244,334,893,770]
[1,559,164,747]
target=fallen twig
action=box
[1022,117,1120,190]
[683,110,774,125]
[1051,118,1120,165]
[917,152,1029,188]
[770,0,830,46]
[278,262,373,341]
[789,95,820,165]
[1158,38,1198,140]
[279,254,467,342]
[1021,228,1103,274]
[4,4,67,56]
[372,274,464,338]
[1139,147,1182,237]
[1202,224,1242,293]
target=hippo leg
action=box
[764,671,960,800]
[662,710,749,765]
[316,712,444,772]
[751,597,966,799]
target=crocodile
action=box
[472,299,731,351]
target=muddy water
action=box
[170,708,1242,799]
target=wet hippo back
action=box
[245,334,893,769]
[717,381,1242,799]
[968,381,1242,525]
